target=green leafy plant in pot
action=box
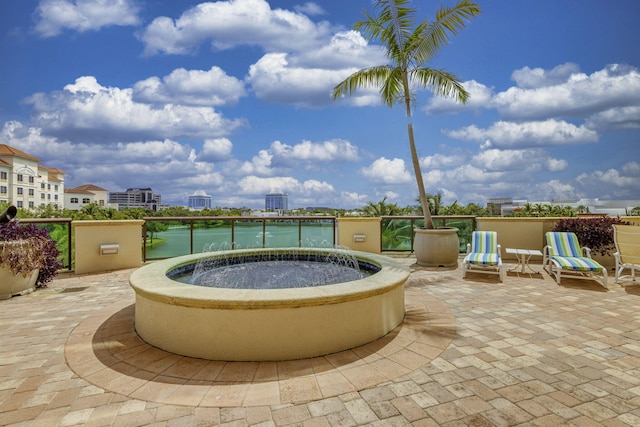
[332,0,480,266]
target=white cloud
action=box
[293,30,385,69]
[247,53,354,107]
[132,66,246,107]
[270,139,359,163]
[444,165,506,184]
[585,106,640,130]
[26,76,246,143]
[138,0,335,56]
[420,153,467,169]
[293,2,326,16]
[246,42,382,108]
[339,191,369,207]
[446,119,598,148]
[34,0,141,37]
[545,158,568,172]
[492,64,640,122]
[236,150,274,176]
[511,63,581,89]
[622,161,640,176]
[200,138,233,161]
[236,175,334,196]
[576,165,640,196]
[360,157,412,184]
[473,148,566,173]
[424,80,493,114]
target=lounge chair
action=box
[463,231,505,282]
[543,232,608,289]
[613,224,640,285]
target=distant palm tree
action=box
[332,0,480,229]
[576,205,590,214]
[533,203,544,217]
[361,196,402,216]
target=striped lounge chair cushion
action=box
[467,252,500,266]
[551,255,603,272]
[545,232,583,257]
[471,231,497,254]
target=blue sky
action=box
[1,0,639,209]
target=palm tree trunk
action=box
[407,122,434,229]
[403,68,434,229]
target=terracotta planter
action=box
[414,227,460,268]
[0,265,39,299]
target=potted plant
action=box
[332,0,480,267]
[0,213,62,299]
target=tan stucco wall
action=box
[336,217,381,253]
[476,216,629,269]
[622,216,640,226]
[476,217,558,262]
[73,220,144,274]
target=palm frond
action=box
[409,68,470,103]
[332,66,393,100]
[415,0,481,65]
[380,67,406,107]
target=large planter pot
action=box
[414,227,460,268]
[0,265,39,300]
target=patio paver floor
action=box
[2,258,640,426]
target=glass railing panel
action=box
[264,219,299,247]
[300,219,335,247]
[145,219,192,259]
[233,220,266,249]
[441,218,474,252]
[381,218,413,251]
[193,219,233,252]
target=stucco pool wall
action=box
[129,248,410,361]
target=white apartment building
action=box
[0,144,65,210]
[64,184,118,211]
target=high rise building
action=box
[188,190,212,210]
[265,193,288,212]
[108,188,161,211]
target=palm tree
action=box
[361,196,402,216]
[332,0,480,229]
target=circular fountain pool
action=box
[129,248,410,361]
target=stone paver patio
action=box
[2,257,640,426]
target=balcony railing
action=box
[380,215,477,252]
[8,215,476,270]
[143,216,337,261]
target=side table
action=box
[506,248,543,274]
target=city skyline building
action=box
[108,188,161,211]
[188,190,212,210]
[265,193,288,212]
